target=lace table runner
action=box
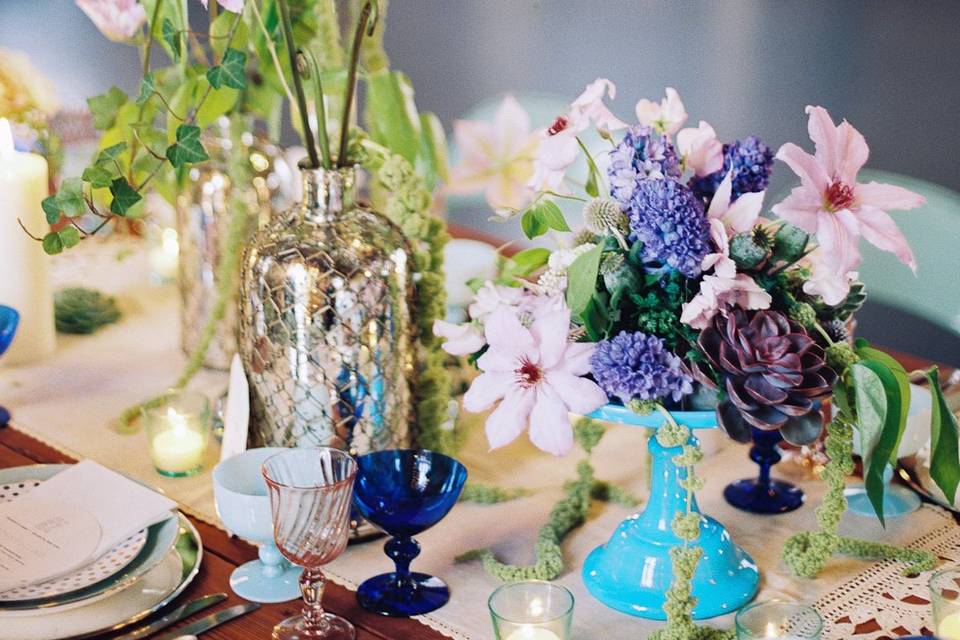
[816,508,956,639]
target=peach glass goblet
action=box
[262,447,358,640]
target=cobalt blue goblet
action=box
[353,449,468,617]
[0,306,20,428]
[724,427,804,514]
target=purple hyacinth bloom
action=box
[591,331,693,405]
[690,135,774,204]
[625,177,711,278]
[608,124,681,207]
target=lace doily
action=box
[816,507,957,639]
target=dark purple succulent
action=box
[694,308,836,445]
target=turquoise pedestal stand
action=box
[582,404,760,620]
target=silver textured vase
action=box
[176,119,293,370]
[239,166,416,461]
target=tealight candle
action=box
[931,567,960,639]
[735,600,822,639]
[0,117,55,364]
[489,581,573,640]
[144,391,211,477]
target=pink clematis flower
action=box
[447,95,538,214]
[76,0,146,42]
[529,78,626,192]
[772,106,924,303]
[706,171,765,234]
[681,219,771,329]
[677,121,723,177]
[462,305,608,456]
[635,87,688,136]
[433,320,484,356]
[199,0,244,12]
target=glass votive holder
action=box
[489,581,574,640]
[144,390,211,477]
[735,599,823,639]
[930,566,960,639]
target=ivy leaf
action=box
[81,164,115,189]
[206,48,247,90]
[165,125,209,167]
[58,226,81,249]
[520,206,548,239]
[162,18,181,61]
[42,196,62,225]
[109,178,142,216]
[539,201,571,232]
[42,232,63,255]
[98,142,127,163]
[87,86,127,130]
[565,243,604,317]
[210,11,248,57]
[56,179,87,217]
[927,366,960,505]
[136,73,157,106]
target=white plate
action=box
[0,480,148,602]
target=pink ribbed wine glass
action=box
[262,448,358,640]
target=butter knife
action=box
[154,602,260,640]
[115,593,228,640]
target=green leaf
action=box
[42,196,62,225]
[365,70,422,163]
[585,169,599,198]
[165,125,209,167]
[539,201,571,232]
[58,226,81,249]
[520,207,548,239]
[417,112,449,191]
[109,178,142,216]
[565,243,604,316]
[855,342,911,450]
[195,83,239,129]
[506,248,550,278]
[207,48,247,90]
[578,136,602,198]
[82,164,114,189]
[87,87,128,130]
[852,359,905,526]
[42,232,63,255]
[582,294,611,341]
[927,366,960,505]
[56,179,86,217]
[162,18,181,61]
[210,11,248,57]
[98,142,127,163]
[136,73,157,106]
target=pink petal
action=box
[483,173,532,211]
[476,346,519,373]
[706,171,733,220]
[722,190,765,234]
[492,95,532,155]
[856,205,918,272]
[484,307,534,353]
[556,341,595,376]
[771,185,823,234]
[433,320,484,356]
[530,307,571,370]
[452,119,494,166]
[680,291,716,330]
[528,386,574,456]
[484,387,536,450]
[775,143,829,192]
[463,372,512,413]
[805,106,840,179]
[836,120,869,184]
[547,372,608,415]
[856,182,925,211]
[815,208,862,276]
[217,0,244,12]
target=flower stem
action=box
[277,0,319,168]
[299,48,332,169]
[338,1,378,167]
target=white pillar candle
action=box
[939,612,960,640]
[504,628,561,640]
[0,118,55,364]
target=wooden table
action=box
[0,426,451,640]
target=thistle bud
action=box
[583,198,628,236]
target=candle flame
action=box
[166,407,189,435]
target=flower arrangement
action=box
[443,80,960,632]
[0,48,62,177]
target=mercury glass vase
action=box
[177,118,293,370]
[582,403,759,620]
[239,165,416,539]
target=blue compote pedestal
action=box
[724,427,805,514]
[0,306,19,427]
[582,403,759,620]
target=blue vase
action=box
[582,404,759,620]
[724,427,805,514]
[0,306,19,428]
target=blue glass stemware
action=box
[353,449,468,617]
[724,427,804,514]
[0,306,20,428]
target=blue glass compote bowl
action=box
[724,427,805,514]
[353,449,468,617]
[0,306,20,427]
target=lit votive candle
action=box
[735,600,822,639]
[931,567,960,639]
[489,581,573,640]
[145,391,211,477]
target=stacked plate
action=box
[0,465,203,640]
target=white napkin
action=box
[219,354,249,462]
[22,459,177,558]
